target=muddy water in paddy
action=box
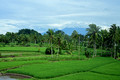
[0,76,17,80]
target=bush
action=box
[0,53,1,58]
[85,48,91,58]
[56,48,62,55]
[9,43,15,47]
[0,42,5,47]
[38,48,40,52]
[25,43,30,47]
[101,51,112,57]
[39,42,42,47]
[45,47,55,55]
[65,50,72,55]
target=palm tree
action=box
[86,24,100,57]
[78,34,81,58]
[56,33,62,57]
[71,30,78,50]
[100,30,109,56]
[47,29,54,57]
[109,24,119,59]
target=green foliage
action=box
[0,52,1,58]
[45,47,55,55]
[9,43,15,47]
[65,50,72,55]
[85,48,92,58]
[0,42,5,47]
[18,29,41,35]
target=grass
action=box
[6,57,117,79]
[0,60,48,71]
[91,61,120,76]
[0,46,119,80]
[43,72,120,80]
[0,55,86,62]
[0,47,47,52]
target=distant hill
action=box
[41,28,87,35]
[18,29,41,35]
[61,27,87,35]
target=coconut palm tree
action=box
[47,29,54,57]
[109,24,120,59]
[71,30,79,50]
[56,33,62,57]
[86,24,100,57]
[100,30,109,56]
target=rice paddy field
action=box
[0,47,120,80]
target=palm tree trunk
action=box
[101,45,102,56]
[35,40,36,44]
[76,41,77,50]
[57,46,59,57]
[78,36,80,58]
[51,38,53,58]
[114,42,116,59]
[95,41,97,56]
[93,41,96,57]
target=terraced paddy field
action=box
[0,57,119,80]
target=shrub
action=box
[0,42,5,47]
[56,48,62,55]
[0,53,1,58]
[101,51,112,57]
[38,48,40,52]
[9,43,15,47]
[65,50,72,55]
[39,42,42,47]
[45,47,55,55]
[25,43,30,47]
[85,48,91,58]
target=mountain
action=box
[61,27,87,35]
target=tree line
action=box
[0,24,120,59]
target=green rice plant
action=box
[0,55,86,62]
[7,57,117,79]
[91,61,120,76]
[44,72,120,80]
[0,47,47,52]
[0,60,48,71]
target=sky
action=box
[0,0,120,34]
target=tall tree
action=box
[56,33,63,56]
[71,30,79,50]
[109,24,119,59]
[47,29,54,57]
[86,24,100,57]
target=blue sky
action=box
[0,0,120,34]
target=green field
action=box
[0,47,46,52]
[0,47,120,80]
[0,60,48,71]
[4,57,119,80]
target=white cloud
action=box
[0,0,120,34]
[0,19,27,34]
[100,25,110,31]
[0,24,18,34]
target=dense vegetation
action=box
[0,24,120,80]
[0,24,120,59]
